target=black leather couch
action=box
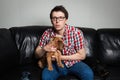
[0,25,120,80]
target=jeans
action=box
[42,61,94,80]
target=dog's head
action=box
[50,36,64,51]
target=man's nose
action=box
[56,19,59,23]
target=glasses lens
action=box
[52,17,65,21]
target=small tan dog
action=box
[38,36,64,71]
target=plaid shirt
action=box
[39,25,85,68]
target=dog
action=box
[38,36,64,71]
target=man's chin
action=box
[55,27,61,31]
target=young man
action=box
[35,5,94,80]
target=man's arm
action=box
[35,46,46,59]
[61,48,86,61]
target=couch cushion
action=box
[97,28,120,66]
[0,28,19,74]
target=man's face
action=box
[51,11,67,31]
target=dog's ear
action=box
[50,37,54,41]
[49,37,55,45]
[58,40,64,51]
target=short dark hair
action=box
[50,5,69,19]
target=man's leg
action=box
[69,61,94,80]
[42,62,68,80]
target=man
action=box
[35,5,94,80]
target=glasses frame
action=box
[51,16,66,21]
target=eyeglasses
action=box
[51,16,65,21]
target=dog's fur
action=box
[38,36,64,71]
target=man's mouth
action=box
[55,25,60,27]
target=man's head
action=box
[50,5,68,32]
[50,5,68,20]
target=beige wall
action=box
[0,0,120,29]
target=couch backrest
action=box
[10,26,50,65]
[78,27,97,65]
[0,28,19,74]
[97,28,120,66]
[10,26,97,66]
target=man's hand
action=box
[44,43,56,52]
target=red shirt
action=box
[39,25,85,68]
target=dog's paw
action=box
[48,66,53,71]
[60,64,64,68]
[58,63,64,68]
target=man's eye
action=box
[52,17,56,19]
[59,17,63,19]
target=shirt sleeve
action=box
[74,28,85,51]
[39,29,50,48]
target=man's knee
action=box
[82,69,94,80]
